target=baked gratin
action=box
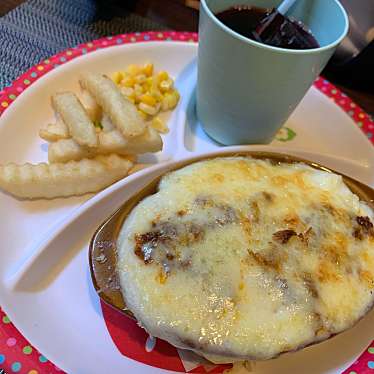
[117,156,374,362]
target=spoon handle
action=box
[277,0,298,15]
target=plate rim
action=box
[0,31,373,374]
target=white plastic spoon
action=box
[277,0,298,16]
[253,0,318,49]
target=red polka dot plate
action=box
[0,32,373,374]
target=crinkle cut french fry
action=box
[80,89,102,122]
[39,121,70,142]
[124,127,162,154]
[80,73,146,138]
[48,139,95,163]
[48,136,131,163]
[101,113,115,132]
[52,92,98,148]
[49,127,162,163]
[0,155,133,199]
[98,130,128,153]
[98,128,162,155]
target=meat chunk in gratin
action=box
[117,157,374,362]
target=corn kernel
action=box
[164,91,180,110]
[135,74,147,84]
[172,90,180,106]
[134,83,144,96]
[112,63,180,119]
[142,82,151,92]
[139,102,160,116]
[120,86,135,98]
[111,71,123,84]
[127,64,141,76]
[121,76,136,87]
[142,63,154,77]
[138,109,149,121]
[159,78,173,93]
[124,96,135,104]
[157,71,169,81]
[150,86,163,101]
[161,96,169,111]
[141,78,152,91]
[140,94,157,107]
[151,116,169,134]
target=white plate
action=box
[0,41,373,374]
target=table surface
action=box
[1,0,373,115]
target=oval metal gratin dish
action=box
[89,150,374,326]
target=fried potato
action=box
[0,155,133,199]
[123,127,162,154]
[48,137,129,163]
[80,89,102,122]
[49,127,162,163]
[48,139,95,163]
[99,128,162,155]
[80,73,146,138]
[52,92,98,148]
[98,130,127,154]
[39,120,70,142]
[99,127,162,155]
[101,113,115,132]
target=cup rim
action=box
[200,0,349,54]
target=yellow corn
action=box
[127,64,141,76]
[151,116,169,134]
[142,77,153,90]
[172,91,180,108]
[150,86,163,101]
[111,71,123,84]
[161,96,169,111]
[142,63,154,77]
[157,71,169,81]
[120,86,134,98]
[139,102,160,116]
[124,96,135,104]
[112,64,179,118]
[121,76,136,87]
[140,94,157,107]
[135,74,147,84]
[159,78,174,92]
[134,83,144,96]
[146,77,153,86]
[138,109,149,121]
[164,91,180,110]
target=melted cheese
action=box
[117,157,374,362]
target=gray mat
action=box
[0,0,166,90]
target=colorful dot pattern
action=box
[314,78,374,143]
[0,31,372,374]
[341,343,374,373]
[0,308,60,373]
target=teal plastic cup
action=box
[197,0,349,145]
